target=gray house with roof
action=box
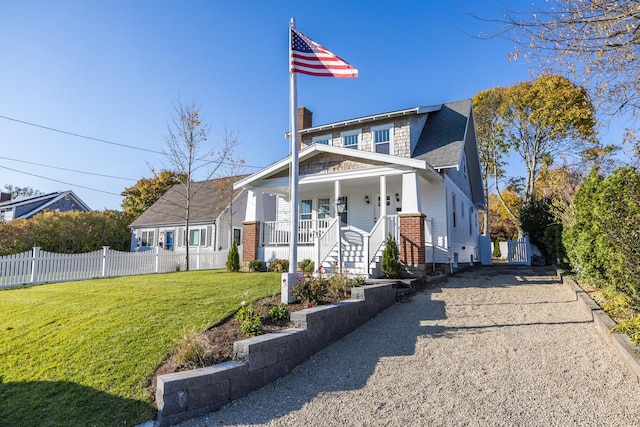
[234,99,486,278]
[0,190,90,221]
[129,176,275,253]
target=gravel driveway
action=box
[177,266,640,426]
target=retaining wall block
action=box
[156,282,397,426]
[611,334,640,383]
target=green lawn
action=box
[0,270,281,426]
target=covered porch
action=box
[241,170,436,277]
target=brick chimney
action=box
[0,192,11,202]
[297,107,313,149]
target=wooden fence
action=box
[0,246,237,288]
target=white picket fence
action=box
[0,246,237,288]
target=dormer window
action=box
[372,124,393,155]
[341,129,361,149]
[313,134,331,145]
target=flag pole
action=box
[283,17,299,303]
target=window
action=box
[141,230,155,247]
[233,228,242,246]
[312,134,331,145]
[452,193,457,228]
[189,228,206,246]
[469,207,474,235]
[318,197,331,228]
[461,201,465,218]
[300,199,312,221]
[0,209,7,221]
[372,124,393,155]
[337,196,348,226]
[341,130,360,149]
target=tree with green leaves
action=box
[382,233,400,278]
[120,170,186,218]
[226,240,240,272]
[473,87,508,235]
[501,74,597,203]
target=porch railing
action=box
[317,218,339,268]
[367,215,398,264]
[261,219,331,245]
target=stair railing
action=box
[316,218,339,269]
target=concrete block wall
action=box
[155,283,396,426]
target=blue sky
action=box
[0,0,569,210]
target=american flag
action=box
[290,28,358,78]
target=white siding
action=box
[443,176,479,265]
[421,179,448,264]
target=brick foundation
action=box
[398,213,426,266]
[242,221,260,264]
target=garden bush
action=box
[299,258,315,274]
[226,240,240,272]
[248,259,264,272]
[270,258,289,272]
[268,303,290,323]
[293,275,329,305]
[382,233,401,278]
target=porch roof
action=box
[233,144,442,191]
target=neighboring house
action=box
[0,190,91,222]
[234,100,486,278]
[129,176,275,252]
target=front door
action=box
[165,231,174,250]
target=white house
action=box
[129,176,275,252]
[234,100,486,279]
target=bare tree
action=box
[214,126,245,250]
[474,0,640,149]
[163,99,234,270]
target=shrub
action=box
[299,258,315,274]
[248,259,264,272]
[293,275,329,305]
[382,233,401,278]
[270,258,289,273]
[351,275,367,287]
[235,306,263,336]
[492,237,501,258]
[226,240,240,272]
[268,304,290,323]
[329,271,351,299]
[174,332,207,367]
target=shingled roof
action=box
[130,176,247,227]
[412,99,472,168]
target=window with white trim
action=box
[372,124,393,155]
[141,230,155,247]
[452,193,457,228]
[338,196,348,226]
[341,130,360,149]
[233,228,242,246]
[318,197,331,228]
[300,199,312,220]
[189,228,207,247]
[312,134,331,145]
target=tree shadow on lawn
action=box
[0,377,154,427]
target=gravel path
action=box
[177,266,640,426]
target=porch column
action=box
[242,188,262,265]
[335,180,343,273]
[399,172,425,278]
[401,171,421,213]
[379,175,387,236]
